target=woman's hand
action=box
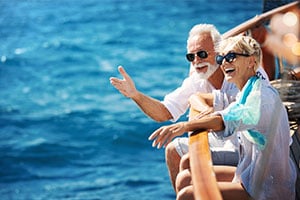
[189,93,214,120]
[193,107,214,120]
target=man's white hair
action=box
[187,24,221,51]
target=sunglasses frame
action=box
[186,50,208,62]
[216,52,250,65]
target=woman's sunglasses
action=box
[215,52,250,65]
[186,50,208,62]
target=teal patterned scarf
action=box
[224,76,267,149]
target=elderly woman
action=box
[149,35,297,200]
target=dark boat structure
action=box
[188,1,300,199]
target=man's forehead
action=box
[192,32,211,41]
[188,33,214,50]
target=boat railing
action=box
[188,107,222,200]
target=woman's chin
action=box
[225,75,234,83]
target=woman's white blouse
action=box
[217,78,297,200]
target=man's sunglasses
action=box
[215,52,250,65]
[186,50,208,62]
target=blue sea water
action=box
[0,0,263,199]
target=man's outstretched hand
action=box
[110,66,138,98]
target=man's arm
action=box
[148,115,224,149]
[131,92,172,122]
[110,66,172,122]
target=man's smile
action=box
[194,64,208,73]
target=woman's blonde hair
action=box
[218,35,262,71]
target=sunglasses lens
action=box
[226,53,236,63]
[186,54,195,62]
[216,53,238,65]
[186,51,208,62]
[216,55,224,65]
[197,51,208,59]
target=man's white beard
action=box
[192,62,219,80]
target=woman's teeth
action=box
[225,68,235,74]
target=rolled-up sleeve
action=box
[162,74,214,122]
[214,105,240,138]
[162,76,195,122]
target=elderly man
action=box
[110,24,268,191]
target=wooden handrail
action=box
[188,108,222,200]
[189,131,222,200]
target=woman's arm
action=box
[185,115,224,132]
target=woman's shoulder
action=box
[258,79,283,107]
[260,78,278,95]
